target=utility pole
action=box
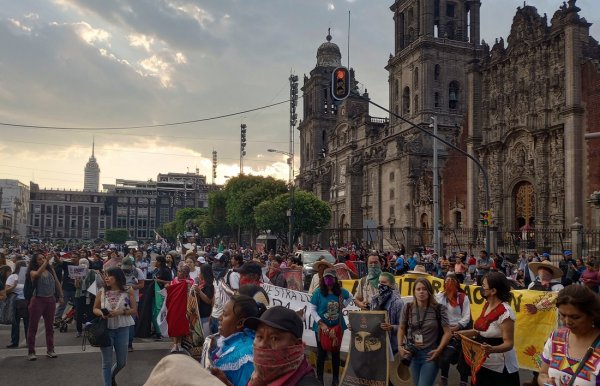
[431,116,442,255]
[240,124,247,175]
[212,150,217,184]
[288,74,299,252]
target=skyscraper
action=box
[84,140,100,192]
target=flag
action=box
[461,335,489,384]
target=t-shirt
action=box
[400,302,449,349]
[197,285,215,318]
[542,328,600,386]
[124,267,145,302]
[310,288,351,331]
[5,271,25,300]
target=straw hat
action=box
[390,352,411,385]
[144,355,223,386]
[528,260,563,279]
[407,264,428,275]
[313,260,334,271]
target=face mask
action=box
[378,284,390,293]
[323,276,335,287]
[368,266,382,277]
[239,277,259,287]
[249,344,305,385]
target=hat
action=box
[542,252,551,259]
[407,265,428,275]
[121,256,134,268]
[197,256,206,264]
[563,250,573,256]
[214,252,224,261]
[323,268,337,278]
[313,260,333,271]
[390,353,411,385]
[244,306,304,339]
[236,262,263,276]
[337,247,348,253]
[528,260,562,279]
[144,355,223,386]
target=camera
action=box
[401,342,418,366]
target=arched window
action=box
[449,81,459,109]
[434,92,440,108]
[434,64,441,81]
[414,67,419,88]
[446,21,455,40]
[454,211,462,228]
[403,87,410,114]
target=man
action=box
[236,261,270,287]
[243,306,320,386]
[527,260,564,292]
[475,250,492,285]
[558,250,578,286]
[354,253,382,309]
[308,258,333,295]
[134,250,151,279]
[337,248,358,277]
[53,252,79,322]
[122,256,145,351]
[267,256,287,288]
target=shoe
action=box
[28,353,37,361]
[170,345,178,353]
[6,343,18,349]
[128,345,133,352]
[46,350,58,358]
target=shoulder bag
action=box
[82,289,112,350]
[567,333,600,386]
[318,292,344,352]
[0,292,17,325]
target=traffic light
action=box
[331,67,350,100]
[480,210,489,227]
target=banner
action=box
[68,265,88,279]
[341,311,389,386]
[461,335,489,384]
[341,274,558,371]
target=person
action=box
[527,260,564,292]
[243,306,320,386]
[237,261,269,286]
[74,258,99,338]
[266,255,287,288]
[476,250,493,286]
[4,261,28,348]
[457,272,519,386]
[398,277,451,386]
[93,267,137,386]
[134,250,151,279]
[558,250,578,286]
[193,263,215,337]
[185,255,201,282]
[152,255,172,289]
[538,285,600,386]
[308,258,333,295]
[168,262,194,353]
[208,295,266,386]
[310,268,352,386]
[435,274,471,386]
[53,252,79,323]
[354,253,382,310]
[453,256,467,283]
[580,259,600,293]
[145,354,225,386]
[370,271,404,355]
[165,253,177,279]
[408,253,419,271]
[27,252,64,361]
[121,256,145,351]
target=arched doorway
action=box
[515,182,535,228]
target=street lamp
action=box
[268,148,295,252]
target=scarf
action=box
[474,302,507,332]
[367,266,382,288]
[444,280,459,308]
[248,344,306,386]
[370,285,393,311]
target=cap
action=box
[197,256,206,264]
[563,250,573,256]
[542,252,550,258]
[214,253,224,261]
[236,262,263,276]
[121,256,134,268]
[323,268,337,278]
[244,306,303,339]
[145,355,223,386]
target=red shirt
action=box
[345,260,358,276]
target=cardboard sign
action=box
[68,265,88,279]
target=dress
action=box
[541,328,600,386]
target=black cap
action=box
[236,262,263,276]
[244,306,304,339]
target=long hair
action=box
[230,294,266,322]
[413,277,438,307]
[556,285,600,326]
[319,275,342,297]
[483,271,512,303]
[200,263,214,288]
[104,267,127,291]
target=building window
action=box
[403,87,410,115]
[99,220,105,229]
[434,64,441,81]
[389,172,395,182]
[70,217,77,227]
[58,217,64,228]
[46,218,52,226]
[454,211,463,228]
[449,81,459,109]
[446,3,455,17]
[389,205,395,217]
[434,92,440,108]
[414,94,419,112]
[414,67,419,88]
[390,189,395,200]
[46,206,52,213]
[84,207,90,216]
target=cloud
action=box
[128,33,154,52]
[73,21,111,45]
[328,4,335,11]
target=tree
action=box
[105,228,130,244]
[156,221,177,241]
[255,190,331,243]
[174,208,208,235]
[200,190,231,237]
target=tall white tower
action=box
[84,139,100,192]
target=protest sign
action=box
[281,267,304,291]
[461,335,489,384]
[341,311,389,386]
[68,265,88,279]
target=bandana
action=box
[367,266,382,288]
[474,303,507,332]
[371,285,393,311]
[443,280,459,308]
[239,277,260,287]
[248,344,306,386]
[323,276,335,287]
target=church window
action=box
[414,94,419,112]
[414,67,419,88]
[434,64,441,81]
[389,172,395,182]
[434,92,440,108]
[449,81,459,110]
[445,21,455,40]
[390,189,395,200]
[454,211,462,228]
[389,205,395,217]
[403,87,410,115]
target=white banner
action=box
[68,265,88,279]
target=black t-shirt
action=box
[154,267,173,289]
[197,285,214,318]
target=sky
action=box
[0,0,599,191]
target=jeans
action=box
[315,331,340,383]
[27,296,56,354]
[10,299,29,346]
[55,289,76,320]
[101,326,130,386]
[409,347,440,386]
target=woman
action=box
[266,257,287,288]
[193,263,215,338]
[4,261,28,349]
[0,265,11,291]
[369,272,404,355]
[165,253,177,279]
[538,285,600,386]
[27,253,64,361]
[208,295,266,386]
[457,272,519,386]
[186,256,200,282]
[580,259,600,293]
[168,262,194,353]
[435,274,471,386]
[152,255,172,289]
[310,268,352,386]
[398,277,451,386]
[93,267,136,386]
[454,256,468,283]
[308,259,333,295]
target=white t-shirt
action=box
[190,267,201,282]
[125,268,145,302]
[479,302,520,373]
[5,271,25,300]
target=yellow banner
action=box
[341,274,557,371]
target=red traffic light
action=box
[331,66,350,100]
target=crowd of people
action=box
[2,241,600,386]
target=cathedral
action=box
[297,0,600,251]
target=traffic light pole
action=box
[365,98,491,257]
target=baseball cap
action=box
[197,256,207,264]
[244,306,303,339]
[563,250,573,256]
[121,256,134,268]
[214,253,224,261]
[236,262,263,276]
[542,252,551,259]
[323,268,337,278]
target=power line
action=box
[0,99,290,130]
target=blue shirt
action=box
[311,288,351,332]
[408,257,418,270]
[395,257,404,270]
[211,328,255,386]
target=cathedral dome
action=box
[316,29,341,67]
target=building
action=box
[0,179,30,240]
[298,0,600,252]
[83,140,100,192]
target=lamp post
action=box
[268,148,295,252]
